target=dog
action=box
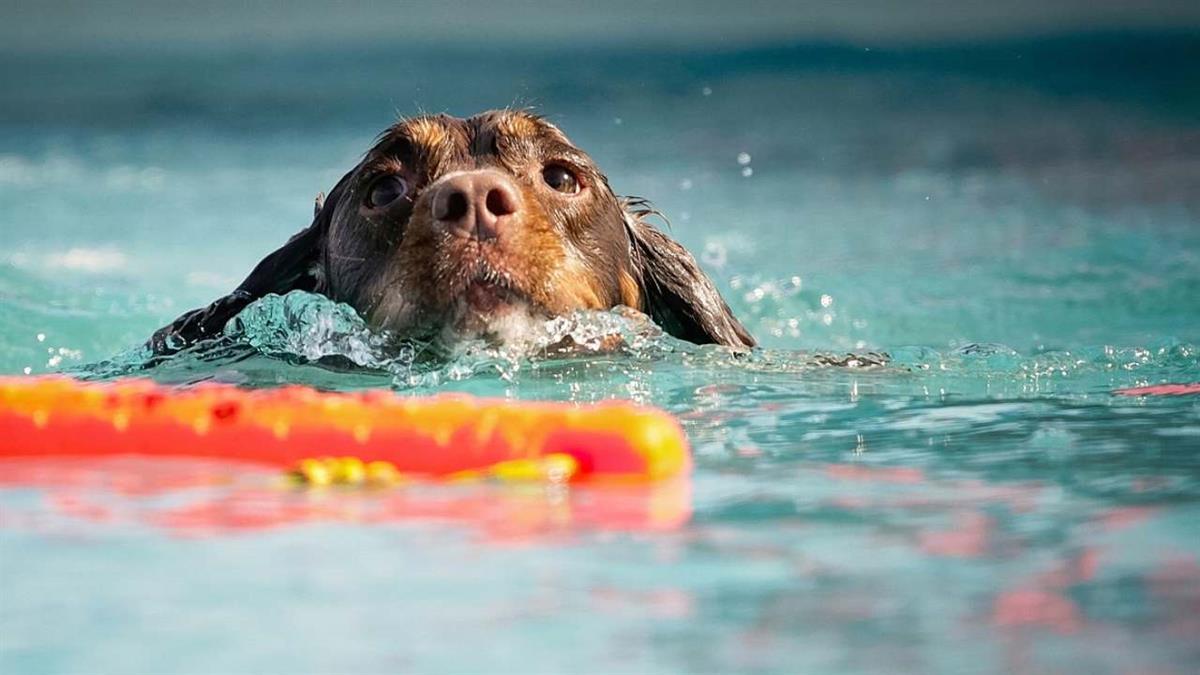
[150,110,754,356]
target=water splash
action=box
[66,291,1198,400]
[223,290,409,370]
[72,292,686,389]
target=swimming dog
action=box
[150,110,754,354]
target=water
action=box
[3,32,1200,674]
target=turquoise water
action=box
[3,34,1200,674]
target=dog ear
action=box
[148,171,354,355]
[624,207,755,349]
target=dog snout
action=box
[429,170,521,241]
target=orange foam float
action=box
[0,376,692,483]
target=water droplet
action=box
[736,152,752,165]
[820,294,833,308]
[613,117,623,125]
[36,333,45,342]
[701,86,713,96]
[679,179,693,190]
[741,167,753,177]
[23,366,32,375]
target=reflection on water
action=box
[0,458,693,536]
[3,395,1198,674]
[5,350,1200,673]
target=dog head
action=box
[152,110,754,353]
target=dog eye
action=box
[542,164,580,194]
[367,175,409,207]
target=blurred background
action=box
[7,1,1200,49]
[2,0,1199,372]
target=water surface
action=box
[2,33,1199,674]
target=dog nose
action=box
[430,170,521,241]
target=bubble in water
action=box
[736,152,752,165]
[702,241,728,269]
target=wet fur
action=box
[150,110,754,355]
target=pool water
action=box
[2,33,1199,674]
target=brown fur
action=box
[150,110,754,354]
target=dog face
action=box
[150,110,754,354]
[323,111,643,345]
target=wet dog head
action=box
[324,111,646,345]
[152,110,754,353]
